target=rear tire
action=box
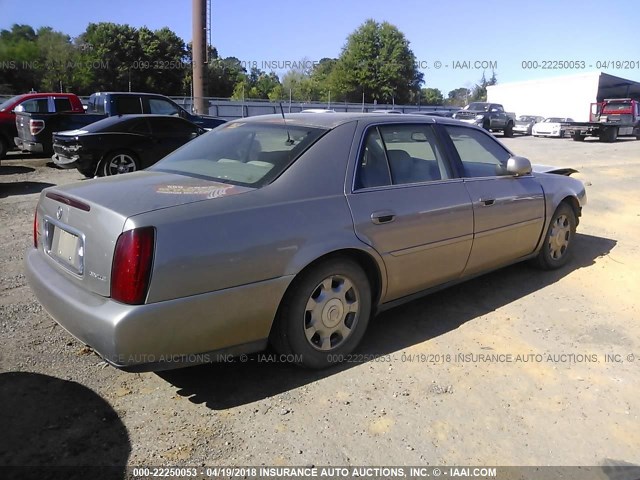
[77,165,96,178]
[533,203,577,270]
[599,127,618,143]
[100,151,140,176]
[270,257,372,369]
[572,133,585,141]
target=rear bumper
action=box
[14,137,43,153]
[25,248,292,371]
[51,152,81,169]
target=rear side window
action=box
[16,98,49,113]
[149,118,197,136]
[114,96,143,114]
[53,97,72,112]
[355,124,450,189]
[445,125,510,178]
[129,119,151,135]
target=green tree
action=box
[331,19,423,103]
[138,27,187,94]
[281,69,315,102]
[77,23,143,92]
[445,87,471,107]
[469,70,497,102]
[231,67,281,100]
[420,87,444,105]
[0,24,41,93]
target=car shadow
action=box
[158,233,617,410]
[0,165,35,175]
[2,152,37,161]
[0,181,54,198]
[0,372,130,479]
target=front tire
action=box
[101,151,140,176]
[504,123,514,138]
[270,258,372,369]
[533,203,577,270]
[0,137,8,160]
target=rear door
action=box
[346,122,474,302]
[441,124,545,276]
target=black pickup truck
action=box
[15,92,226,154]
[453,102,516,137]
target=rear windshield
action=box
[0,95,24,112]
[150,122,326,187]
[465,103,490,111]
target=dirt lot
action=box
[1,136,639,474]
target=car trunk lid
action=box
[36,171,254,297]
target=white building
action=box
[487,72,640,121]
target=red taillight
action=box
[33,209,38,248]
[111,227,155,305]
[30,119,45,136]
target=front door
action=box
[442,124,545,276]
[346,123,474,302]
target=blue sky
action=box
[1,0,639,94]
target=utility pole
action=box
[192,0,207,114]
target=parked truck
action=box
[452,102,516,136]
[15,91,227,155]
[0,92,84,159]
[563,98,640,142]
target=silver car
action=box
[25,113,587,371]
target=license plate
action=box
[51,227,82,273]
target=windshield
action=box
[465,103,490,111]
[0,95,24,112]
[602,102,632,113]
[150,122,327,187]
[544,118,563,123]
[517,116,536,122]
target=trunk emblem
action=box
[56,206,63,220]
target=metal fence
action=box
[169,97,459,120]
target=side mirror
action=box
[507,156,532,176]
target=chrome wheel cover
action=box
[105,154,137,175]
[304,274,360,351]
[548,214,571,260]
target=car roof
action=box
[230,112,465,129]
[91,92,171,97]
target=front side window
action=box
[445,125,511,178]
[149,98,180,115]
[150,122,326,187]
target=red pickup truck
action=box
[0,92,84,159]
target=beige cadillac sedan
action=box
[25,113,586,371]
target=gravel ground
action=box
[1,136,639,475]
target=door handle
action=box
[371,210,396,224]
[480,198,496,206]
